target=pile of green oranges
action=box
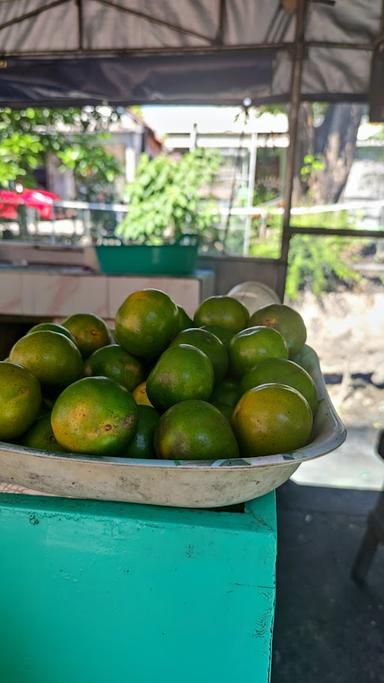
[0,289,317,461]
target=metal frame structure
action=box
[277,0,384,299]
[0,0,382,299]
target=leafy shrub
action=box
[117,150,220,245]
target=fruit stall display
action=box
[0,289,346,507]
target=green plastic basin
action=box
[95,244,198,276]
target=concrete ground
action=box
[292,426,384,491]
[272,426,384,683]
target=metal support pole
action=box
[243,132,258,256]
[189,123,198,151]
[76,0,84,51]
[277,0,308,301]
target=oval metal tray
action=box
[0,345,346,507]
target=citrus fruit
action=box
[249,304,307,357]
[124,405,160,459]
[229,326,288,378]
[211,378,241,408]
[232,383,313,456]
[201,325,234,348]
[170,327,228,383]
[62,313,110,358]
[10,331,83,388]
[194,295,249,333]
[28,322,77,344]
[147,344,214,411]
[0,362,42,440]
[84,344,144,391]
[22,413,65,453]
[212,402,234,422]
[51,376,138,456]
[115,289,179,360]
[177,305,194,332]
[240,358,318,413]
[41,396,55,411]
[132,381,153,406]
[155,400,239,460]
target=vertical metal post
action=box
[76,0,84,51]
[381,0,384,33]
[190,122,198,150]
[277,0,308,301]
[17,204,28,240]
[243,132,258,256]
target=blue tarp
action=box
[0,51,274,107]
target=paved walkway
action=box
[293,426,384,491]
[273,427,384,683]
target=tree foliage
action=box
[0,107,122,198]
[300,102,365,204]
[255,103,367,297]
[117,149,221,244]
[248,209,361,300]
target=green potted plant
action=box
[95,149,220,276]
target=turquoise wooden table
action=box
[0,492,277,683]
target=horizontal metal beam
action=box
[0,44,287,58]
[0,39,374,59]
[308,40,373,51]
[288,227,384,239]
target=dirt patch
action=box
[295,282,384,428]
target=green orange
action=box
[132,381,153,406]
[233,383,313,457]
[62,313,110,358]
[170,327,228,383]
[84,344,144,391]
[115,289,179,360]
[249,304,307,357]
[201,325,234,348]
[22,413,65,453]
[177,305,194,332]
[211,378,241,408]
[0,361,42,440]
[147,344,214,411]
[27,322,77,344]
[10,331,83,388]
[240,358,318,413]
[41,397,55,412]
[124,405,160,459]
[194,296,249,333]
[51,376,138,456]
[211,402,234,422]
[229,326,288,378]
[155,399,239,460]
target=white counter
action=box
[0,269,215,320]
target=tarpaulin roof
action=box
[0,0,381,106]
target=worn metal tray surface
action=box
[0,346,346,507]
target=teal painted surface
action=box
[0,493,276,683]
[95,244,198,275]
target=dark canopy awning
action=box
[0,0,380,106]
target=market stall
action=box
[0,2,379,682]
